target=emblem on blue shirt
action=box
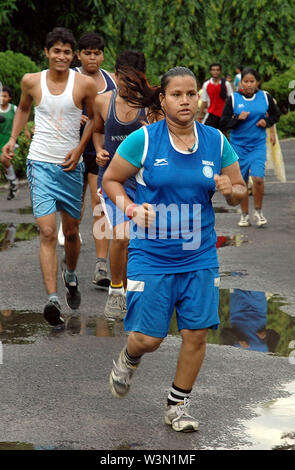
[202,165,213,178]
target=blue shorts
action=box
[231,143,266,181]
[26,160,85,219]
[103,186,135,228]
[125,268,220,338]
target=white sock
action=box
[5,165,16,181]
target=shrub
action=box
[263,65,295,114]
[0,50,39,103]
[0,121,34,182]
[277,111,295,139]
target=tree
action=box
[0,50,39,102]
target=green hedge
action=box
[277,111,295,139]
[0,50,39,103]
[0,121,34,182]
[263,65,295,114]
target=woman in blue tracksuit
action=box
[220,67,280,227]
[102,66,247,433]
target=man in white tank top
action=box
[2,27,97,328]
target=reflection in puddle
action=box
[220,270,249,278]
[1,291,294,355]
[0,441,35,450]
[3,206,33,214]
[0,310,51,343]
[0,310,126,344]
[216,234,248,248]
[168,289,295,357]
[214,206,239,213]
[0,222,39,250]
[241,381,295,450]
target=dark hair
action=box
[78,32,104,51]
[118,66,197,120]
[115,50,146,74]
[209,63,222,71]
[2,85,13,97]
[45,27,76,52]
[241,67,260,81]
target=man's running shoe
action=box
[238,213,251,227]
[104,291,126,320]
[109,347,138,398]
[165,398,199,432]
[92,259,110,289]
[253,209,267,227]
[61,263,81,310]
[43,299,64,326]
[7,180,19,200]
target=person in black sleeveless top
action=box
[93,50,147,321]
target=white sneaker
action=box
[238,214,251,227]
[253,210,267,227]
[165,398,199,432]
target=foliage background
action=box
[1,0,295,85]
[1,0,295,182]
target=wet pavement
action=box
[0,139,295,451]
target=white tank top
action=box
[28,69,82,164]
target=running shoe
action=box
[7,180,19,200]
[61,262,81,310]
[109,347,139,398]
[92,259,110,289]
[104,291,126,320]
[253,209,267,227]
[165,398,199,432]
[238,213,251,227]
[43,299,64,326]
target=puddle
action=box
[168,289,295,357]
[0,310,126,344]
[0,223,39,250]
[1,291,294,355]
[214,206,239,213]
[216,234,248,248]
[0,310,51,343]
[240,381,295,450]
[3,206,33,214]
[220,270,249,278]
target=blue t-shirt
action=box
[230,90,269,148]
[116,120,238,276]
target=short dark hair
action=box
[242,67,260,81]
[115,50,146,74]
[2,86,13,97]
[78,32,104,52]
[45,27,76,52]
[209,63,222,71]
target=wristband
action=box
[125,203,137,219]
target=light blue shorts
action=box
[231,143,266,182]
[103,186,135,228]
[125,268,220,338]
[26,160,85,219]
